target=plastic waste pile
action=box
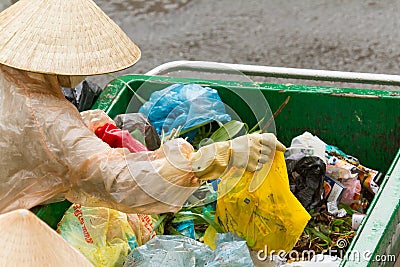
[16,83,382,266]
[284,132,381,260]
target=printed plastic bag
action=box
[139,83,231,135]
[126,213,156,247]
[205,152,310,253]
[58,204,138,267]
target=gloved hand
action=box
[190,133,286,181]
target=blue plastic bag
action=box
[174,220,195,239]
[139,84,231,135]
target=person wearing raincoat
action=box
[0,0,285,215]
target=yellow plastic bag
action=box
[205,151,310,253]
[58,204,138,267]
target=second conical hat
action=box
[0,209,93,267]
[0,0,141,76]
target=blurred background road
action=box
[2,0,400,87]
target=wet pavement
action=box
[2,0,400,88]
[92,0,400,87]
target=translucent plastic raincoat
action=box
[0,65,199,214]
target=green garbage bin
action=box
[92,74,399,267]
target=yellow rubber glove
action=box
[190,133,286,181]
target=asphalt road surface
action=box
[92,0,400,87]
[2,0,400,88]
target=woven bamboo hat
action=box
[0,0,141,76]
[0,209,93,266]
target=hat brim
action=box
[0,0,141,76]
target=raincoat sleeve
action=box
[55,109,200,214]
[0,65,199,214]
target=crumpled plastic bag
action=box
[95,123,148,153]
[126,213,156,247]
[123,233,253,267]
[205,152,310,253]
[286,156,326,211]
[114,113,161,151]
[285,132,326,163]
[340,178,361,208]
[62,80,103,112]
[139,84,231,135]
[58,204,138,267]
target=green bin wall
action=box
[93,74,400,266]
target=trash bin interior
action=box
[92,74,400,266]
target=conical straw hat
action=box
[0,209,93,267]
[0,0,141,76]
